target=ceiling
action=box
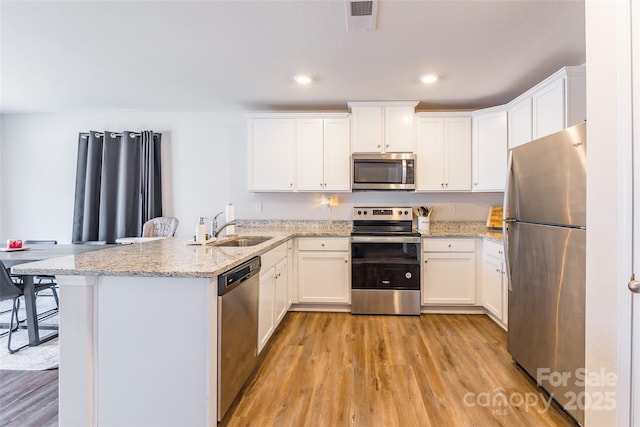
[0,0,586,114]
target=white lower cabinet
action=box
[422,238,476,305]
[258,242,290,353]
[297,238,350,304]
[482,240,508,327]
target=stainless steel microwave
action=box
[352,153,416,191]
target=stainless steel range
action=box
[351,207,421,315]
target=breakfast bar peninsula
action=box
[11,234,293,427]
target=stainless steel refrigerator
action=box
[503,121,586,425]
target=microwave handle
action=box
[402,159,407,184]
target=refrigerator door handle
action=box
[503,151,514,291]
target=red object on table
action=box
[7,239,22,249]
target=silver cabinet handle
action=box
[629,278,640,293]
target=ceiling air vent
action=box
[345,0,378,31]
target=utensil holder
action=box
[418,217,430,233]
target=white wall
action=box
[585,0,633,425]
[0,112,502,243]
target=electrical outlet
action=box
[448,205,455,214]
[254,202,263,213]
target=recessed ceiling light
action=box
[294,74,313,85]
[420,74,439,84]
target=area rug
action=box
[0,292,59,371]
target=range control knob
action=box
[357,210,362,215]
[404,210,409,215]
[398,210,403,215]
[363,210,368,215]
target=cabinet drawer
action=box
[297,237,349,251]
[484,240,505,260]
[423,238,475,252]
[261,242,288,271]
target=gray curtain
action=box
[72,130,162,244]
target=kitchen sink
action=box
[213,236,272,247]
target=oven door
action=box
[351,236,421,315]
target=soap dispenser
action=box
[196,217,207,242]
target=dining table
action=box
[0,243,116,347]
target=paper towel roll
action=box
[225,203,235,236]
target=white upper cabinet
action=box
[472,107,508,192]
[349,102,418,153]
[415,113,471,191]
[350,105,383,152]
[249,113,350,193]
[508,97,533,149]
[532,76,566,139]
[507,65,586,148]
[248,118,296,191]
[297,117,351,192]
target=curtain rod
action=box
[80,132,160,139]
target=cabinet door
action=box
[258,267,276,353]
[384,106,415,152]
[274,257,289,324]
[532,77,565,139]
[483,255,504,320]
[444,117,472,190]
[323,118,351,191]
[508,97,533,149]
[472,110,507,192]
[351,106,383,153]
[415,118,445,191]
[297,251,350,303]
[248,119,295,191]
[422,252,476,304]
[296,119,325,191]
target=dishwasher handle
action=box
[218,256,261,296]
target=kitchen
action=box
[0,1,638,427]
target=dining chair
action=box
[142,217,179,237]
[22,240,59,309]
[1,262,61,353]
[0,266,25,353]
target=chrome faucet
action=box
[211,211,224,237]
[214,220,237,238]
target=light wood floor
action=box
[223,312,575,427]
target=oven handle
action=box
[351,236,421,244]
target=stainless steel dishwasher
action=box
[217,256,261,421]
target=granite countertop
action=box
[11,221,352,279]
[421,221,503,243]
[12,220,502,278]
